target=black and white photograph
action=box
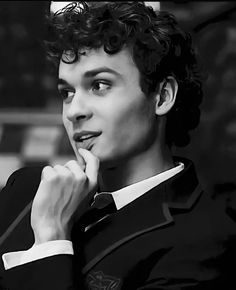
[0,2,236,289]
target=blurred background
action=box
[0,1,236,194]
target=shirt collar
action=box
[110,162,184,210]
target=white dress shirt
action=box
[2,162,184,270]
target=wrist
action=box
[33,225,71,245]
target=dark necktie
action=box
[79,192,117,229]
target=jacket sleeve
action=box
[0,167,42,239]
[0,168,82,290]
[1,255,79,290]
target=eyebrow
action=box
[83,67,122,78]
[57,66,122,86]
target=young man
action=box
[0,2,236,289]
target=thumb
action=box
[78,148,100,185]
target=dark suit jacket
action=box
[0,157,236,290]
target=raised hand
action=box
[31,148,99,245]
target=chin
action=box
[89,148,113,167]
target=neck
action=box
[98,144,174,192]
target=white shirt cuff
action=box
[2,240,74,270]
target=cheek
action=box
[62,112,73,146]
[62,113,69,133]
[62,116,79,157]
[106,99,155,145]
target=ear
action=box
[155,76,178,116]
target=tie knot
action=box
[77,192,117,230]
[91,192,115,210]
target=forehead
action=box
[58,47,139,82]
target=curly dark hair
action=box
[45,1,203,147]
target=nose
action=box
[65,92,92,123]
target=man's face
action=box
[58,47,158,168]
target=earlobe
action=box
[155,76,178,116]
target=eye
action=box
[58,88,75,101]
[91,80,111,95]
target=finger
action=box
[76,153,86,171]
[41,165,56,181]
[78,148,100,184]
[53,164,72,177]
[64,160,86,182]
[65,158,85,173]
[35,166,57,203]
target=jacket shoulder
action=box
[0,167,43,234]
[1,166,43,198]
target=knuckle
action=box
[77,172,87,183]
[53,164,62,171]
[41,165,51,175]
[65,160,77,167]
[54,165,69,178]
[48,174,59,183]
[41,166,56,182]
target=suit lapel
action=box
[79,157,203,274]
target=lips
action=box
[73,131,101,142]
[73,131,101,150]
